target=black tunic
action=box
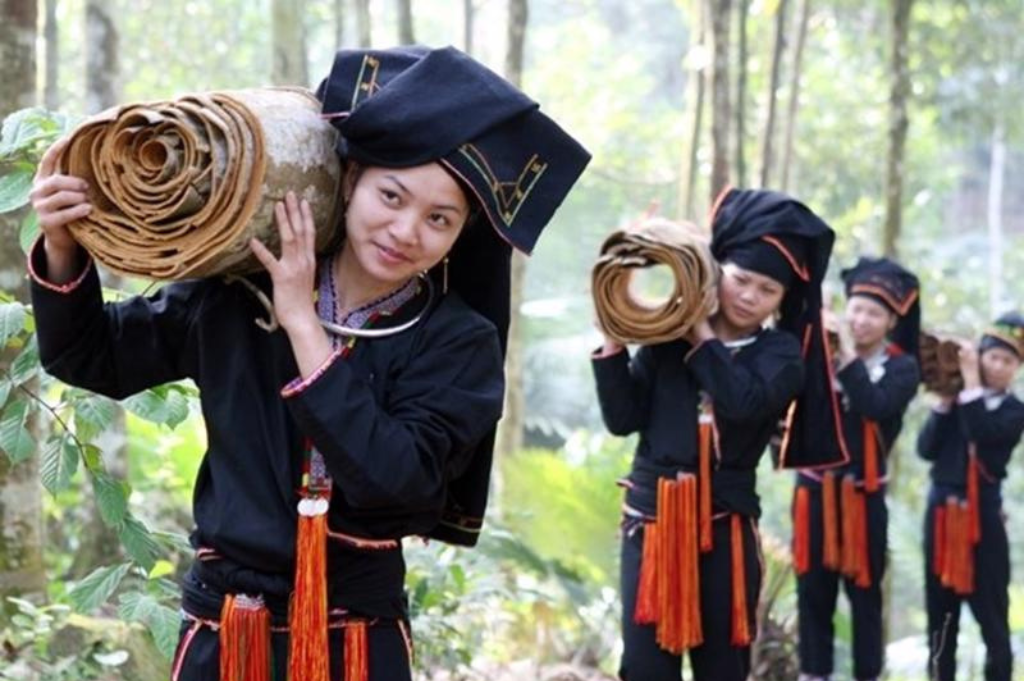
[592,329,804,518]
[918,392,1024,488]
[30,244,504,618]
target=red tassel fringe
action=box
[634,476,703,654]
[698,418,713,553]
[289,510,330,681]
[219,595,271,681]
[345,621,369,681]
[793,486,810,575]
[821,472,840,570]
[863,419,880,494]
[730,515,751,646]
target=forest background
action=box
[1,0,1022,679]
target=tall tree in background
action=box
[397,0,415,45]
[464,0,475,54]
[44,0,59,110]
[679,0,707,219]
[335,0,346,49]
[272,0,309,85]
[0,0,46,607]
[707,0,732,203]
[780,0,811,192]
[760,0,789,188]
[495,0,528,466]
[881,0,913,258]
[85,0,119,114]
[355,0,372,47]
[734,0,750,188]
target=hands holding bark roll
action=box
[919,331,968,396]
[592,217,719,349]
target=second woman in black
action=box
[593,189,835,681]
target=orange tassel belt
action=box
[793,472,872,587]
[173,602,413,681]
[931,450,989,596]
[632,475,754,654]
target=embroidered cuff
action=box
[27,236,93,294]
[281,348,344,398]
[957,387,984,405]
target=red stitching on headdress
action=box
[761,235,811,283]
[850,283,917,316]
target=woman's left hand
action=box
[956,340,982,390]
[251,191,319,334]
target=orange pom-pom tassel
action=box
[822,472,840,570]
[634,522,659,624]
[863,420,880,494]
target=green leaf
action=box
[0,170,33,214]
[79,443,103,472]
[0,379,11,410]
[67,562,132,613]
[118,591,180,659]
[0,302,26,348]
[91,470,128,526]
[8,336,40,384]
[151,529,193,554]
[73,394,118,441]
[40,437,79,494]
[122,386,190,428]
[19,211,39,255]
[0,398,34,463]
[0,107,58,158]
[117,513,161,572]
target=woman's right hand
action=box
[29,138,90,255]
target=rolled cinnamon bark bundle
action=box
[592,218,719,345]
[57,87,341,280]
[919,331,965,395]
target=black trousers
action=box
[795,482,888,680]
[170,618,413,681]
[924,490,1012,681]
[619,515,761,681]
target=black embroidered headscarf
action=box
[980,311,1024,359]
[841,256,921,357]
[315,45,591,545]
[710,187,846,470]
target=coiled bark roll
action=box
[57,87,341,280]
[592,218,719,345]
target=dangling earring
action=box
[442,256,449,295]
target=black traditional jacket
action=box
[592,329,804,518]
[30,243,504,618]
[918,390,1024,495]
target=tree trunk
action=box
[780,0,811,192]
[880,0,914,651]
[881,0,913,258]
[271,0,309,86]
[397,0,415,45]
[355,0,372,47]
[464,0,475,54]
[85,0,119,114]
[986,122,1005,317]
[679,0,706,220]
[0,0,45,608]
[494,0,529,470]
[734,0,750,188]
[44,0,59,110]
[759,0,789,188]
[707,0,732,204]
[334,0,345,49]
